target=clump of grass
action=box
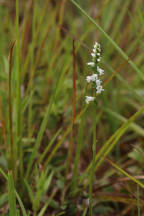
[0,0,144,215]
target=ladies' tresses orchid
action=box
[85,42,104,104]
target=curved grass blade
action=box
[69,0,144,81]
[79,104,144,185]
[106,158,144,189]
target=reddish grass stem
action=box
[8,43,15,175]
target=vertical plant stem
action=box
[28,0,36,138]
[8,43,15,174]
[16,0,22,181]
[89,98,97,216]
[71,80,88,193]
[71,113,84,193]
[54,0,66,51]
[66,39,76,174]
[8,171,17,216]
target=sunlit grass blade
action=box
[38,189,57,216]
[0,168,27,216]
[79,104,144,185]
[104,108,144,137]
[24,179,34,207]
[93,105,144,173]
[106,158,144,189]
[8,171,17,216]
[15,191,27,216]
[70,0,144,81]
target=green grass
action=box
[0,0,144,215]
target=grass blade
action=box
[8,43,15,174]
[8,171,17,216]
[80,104,144,186]
[16,0,22,181]
[70,0,144,80]
[106,158,144,189]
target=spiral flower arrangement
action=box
[85,42,104,104]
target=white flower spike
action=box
[85,41,104,104]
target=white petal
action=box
[87,62,95,67]
[96,79,101,86]
[91,74,98,81]
[94,42,98,49]
[86,76,91,83]
[96,85,104,94]
[97,66,104,75]
[85,96,94,104]
[91,53,95,57]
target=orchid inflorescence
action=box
[85,42,104,104]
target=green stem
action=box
[89,95,97,216]
[71,84,88,194]
[16,0,22,182]
[8,44,15,175]
[28,0,36,138]
[71,106,85,194]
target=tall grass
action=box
[15,0,22,181]
[0,0,144,215]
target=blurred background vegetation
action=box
[0,0,144,215]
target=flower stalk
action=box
[86,42,104,216]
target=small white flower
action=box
[93,43,97,49]
[87,62,95,67]
[91,73,98,81]
[96,79,101,86]
[96,85,104,94]
[86,76,92,83]
[91,53,95,58]
[85,96,94,104]
[97,58,101,62]
[86,74,98,83]
[97,53,100,56]
[94,42,99,49]
[97,66,104,76]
